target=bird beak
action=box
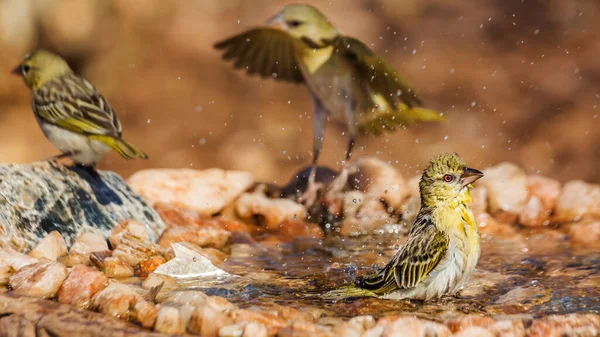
[264,13,286,30]
[11,64,22,76]
[460,167,484,187]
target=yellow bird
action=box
[215,4,444,206]
[331,154,483,300]
[12,50,148,166]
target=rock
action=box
[188,303,235,337]
[477,213,519,239]
[153,243,230,279]
[133,300,159,329]
[242,321,269,337]
[57,264,108,308]
[235,188,307,228]
[229,309,287,332]
[103,256,135,278]
[453,326,494,337]
[489,320,526,337]
[141,273,178,295]
[158,226,231,249]
[70,232,108,254]
[494,283,551,310]
[519,175,561,227]
[528,314,600,337]
[0,162,165,252]
[446,315,495,333]
[332,316,376,337]
[112,233,170,267]
[273,219,324,242]
[400,176,421,226]
[569,221,600,247]
[109,220,150,248]
[27,231,67,261]
[9,262,68,298]
[470,186,488,216]
[380,316,452,337]
[153,202,200,227]
[219,322,246,337]
[57,252,89,267]
[154,305,185,334]
[341,193,396,236]
[348,156,410,210]
[479,162,528,222]
[554,180,600,223]
[128,168,253,216]
[0,249,38,272]
[0,259,9,286]
[89,250,113,270]
[135,256,167,279]
[90,283,141,319]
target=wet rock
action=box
[519,175,561,227]
[90,282,141,319]
[0,249,38,272]
[112,233,170,267]
[103,256,135,278]
[470,186,489,216]
[235,188,307,228]
[332,315,376,337]
[477,212,519,239]
[569,221,600,247]
[154,305,185,334]
[494,282,551,311]
[153,243,229,279]
[188,302,235,337]
[341,193,397,236]
[348,156,410,210]
[141,273,178,294]
[446,315,525,337]
[528,314,600,337]
[158,226,231,249]
[153,202,200,227]
[453,326,494,337]
[273,219,324,241]
[380,316,452,337]
[27,231,67,261]
[57,251,89,267]
[109,220,149,248]
[9,261,68,298]
[89,250,113,270]
[135,256,167,279]
[0,162,165,252]
[479,162,528,223]
[400,176,421,226]
[133,299,159,329]
[230,309,287,332]
[0,260,9,286]
[70,232,108,254]
[128,168,253,216]
[242,321,269,337]
[554,180,600,223]
[57,264,108,308]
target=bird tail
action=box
[319,285,380,301]
[359,103,445,136]
[88,135,149,160]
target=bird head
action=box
[12,50,72,91]
[419,153,483,208]
[265,4,339,46]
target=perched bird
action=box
[215,4,444,206]
[326,153,483,300]
[356,153,483,300]
[12,50,148,166]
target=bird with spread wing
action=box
[215,4,444,206]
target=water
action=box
[176,228,600,321]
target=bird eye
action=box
[443,174,454,182]
[286,20,303,28]
[22,65,31,73]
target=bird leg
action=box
[46,151,74,162]
[325,137,355,199]
[299,94,327,207]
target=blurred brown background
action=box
[0,0,598,184]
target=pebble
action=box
[569,221,600,247]
[70,232,109,254]
[235,189,307,228]
[349,156,410,210]
[57,264,108,308]
[9,261,68,298]
[109,220,150,248]
[554,180,600,223]
[154,305,185,334]
[519,175,561,227]
[128,168,253,216]
[158,226,231,249]
[480,162,528,223]
[27,231,67,261]
[103,256,135,278]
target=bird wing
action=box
[33,74,122,137]
[333,36,423,109]
[214,28,305,83]
[357,212,448,294]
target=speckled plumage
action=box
[13,50,148,165]
[356,153,483,300]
